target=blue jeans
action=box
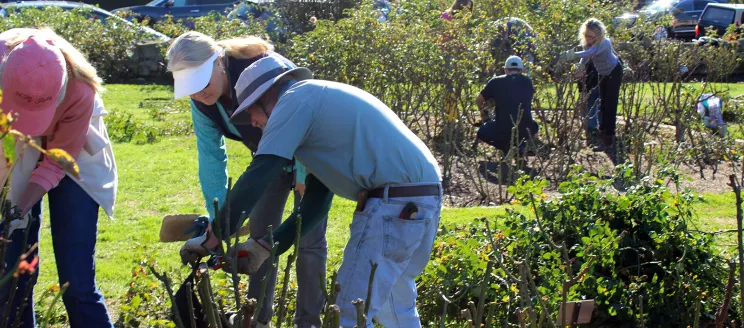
[0,177,112,327]
[336,183,442,328]
[586,87,600,131]
[477,121,535,155]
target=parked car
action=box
[695,3,744,38]
[112,0,240,25]
[1,1,171,42]
[227,1,288,38]
[615,0,728,40]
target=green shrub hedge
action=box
[418,166,732,326]
[0,6,163,82]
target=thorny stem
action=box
[694,291,701,328]
[638,295,644,328]
[0,142,28,279]
[2,226,35,328]
[528,194,562,252]
[521,261,554,328]
[364,261,378,317]
[149,265,185,328]
[8,131,79,179]
[353,299,366,327]
[230,210,247,328]
[715,261,736,328]
[0,244,36,291]
[484,302,496,328]
[12,271,36,328]
[439,285,470,328]
[185,282,197,328]
[461,307,472,323]
[277,214,302,328]
[254,225,276,325]
[729,173,744,328]
[474,261,493,328]
[39,282,68,328]
[517,307,526,328]
[329,271,339,305]
[467,301,477,326]
[328,304,341,328]
[517,265,536,327]
[322,270,340,328]
[241,300,257,328]
[224,177,243,326]
[0,203,13,277]
[197,265,221,328]
[7,132,44,155]
[482,218,518,282]
[0,141,27,193]
[212,199,222,251]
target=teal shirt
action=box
[220,80,441,255]
[255,80,441,200]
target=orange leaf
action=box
[45,148,81,179]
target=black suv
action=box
[112,0,240,25]
[696,3,744,38]
[615,0,728,40]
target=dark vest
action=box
[192,54,268,152]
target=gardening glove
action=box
[8,213,32,236]
[560,50,578,62]
[222,238,271,275]
[2,206,32,236]
[573,66,585,80]
[180,223,219,265]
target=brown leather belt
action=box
[355,184,440,212]
[367,184,440,199]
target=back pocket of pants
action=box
[383,216,430,264]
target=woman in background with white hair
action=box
[166,31,326,328]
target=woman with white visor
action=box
[167,31,327,328]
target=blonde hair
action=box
[167,31,274,72]
[3,28,104,94]
[579,18,607,47]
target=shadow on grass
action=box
[477,160,539,185]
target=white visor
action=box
[172,49,221,99]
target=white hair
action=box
[167,31,275,72]
[166,31,221,72]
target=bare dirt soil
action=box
[440,146,739,207]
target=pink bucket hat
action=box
[1,33,67,136]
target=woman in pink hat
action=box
[0,28,117,327]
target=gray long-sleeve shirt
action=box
[575,37,619,76]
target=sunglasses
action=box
[191,82,211,99]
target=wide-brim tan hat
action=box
[230,55,313,124]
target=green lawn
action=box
[27,83,744,320]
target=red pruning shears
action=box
[206,251,250,271]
